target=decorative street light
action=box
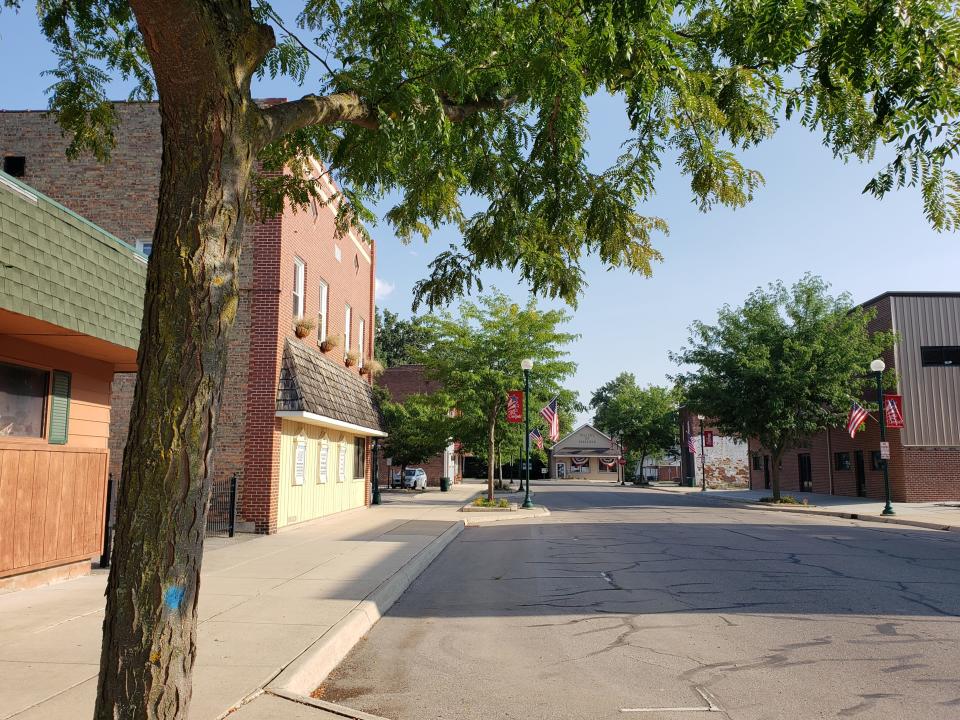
[521,358,534,509]
[697,414,707,492]
[371,438,381,505]
[871,358,895,516]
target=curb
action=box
[648,486,958,532]
[463,507,551,526]
[268,519,465,696]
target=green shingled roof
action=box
[0,171,146,351]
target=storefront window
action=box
[0,361,48,438]
[354,437,365,479]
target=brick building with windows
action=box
[748,292,960,502]
[1,103,385,534]
[375,364,462,487]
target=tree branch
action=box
[259,92,516,145]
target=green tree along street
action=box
[4,0,959,715]
[421,292,576,502]
[376,388,453,477]
[591,374,680,480]
[373,310,430,368]
[672,276,895,502]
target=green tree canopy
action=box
[591,375,679,476]
[421,291,577,500]
[672,275,895,500]
[374,309,431,367]
[377,388,454,470]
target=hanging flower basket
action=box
[320,334,341,353]
[294,317,315,339]
[345,351,359,367]
[360,359,384,377]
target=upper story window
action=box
[0,361,48,438]
[921,346,960,367]
[358,318,365,368]
[318,280,329,343]
[293,258,305,318]
[2,156,25,178]
[135,240,153,257]
[344,303,352,358]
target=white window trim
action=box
[293,257,305,318]
[358,318,365,368]
[318,280,329,343]
[344,304,352,359]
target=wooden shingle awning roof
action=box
[276,340,386,437]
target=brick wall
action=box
[2,103,378,533]
[678,409,749,488]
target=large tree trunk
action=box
[95,3,273,718]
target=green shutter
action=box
[48,370,71,445]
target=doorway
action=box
[798,453,812,493]
[556,462,566,479]
[763,455,771,490]
[854,451,866,497]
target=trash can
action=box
[440,476,451,492]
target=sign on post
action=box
[704,430,714,448]
[883,394,905,428]
[880,441,890,460]
[506,390,524,423]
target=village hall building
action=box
[2,102,385,535]
[0,170,146,588]
[549,424,623,480]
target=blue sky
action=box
[3,4,958,425]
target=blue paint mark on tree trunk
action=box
[164,585,185,612]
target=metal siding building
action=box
[890,294,960,447]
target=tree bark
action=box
[95,3,272,718]
[771,448,783,501]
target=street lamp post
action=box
[521,358,534,509]
[872,358,895,516]
[371,438,381,505]
[698,414,706,492]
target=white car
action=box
[403,468,428,490]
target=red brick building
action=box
[678,408,749,488]
[1,103,385,533]
[748,292,960,502]
[376,365,462,486]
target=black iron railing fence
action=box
[206,474,238,538]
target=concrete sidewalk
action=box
[0,482,546,719]
[649,483,960,531]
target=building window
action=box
[834,452,851,471]
[570,457,590,474]
[871,450,883,471]
[318,280,329,342]
[353,438,366,479]
[293,258,305,318]
[3,156,25,177]
[921,346,960,367]
[358,318,365,368]
[0,361,49,438]
[598,458,617,473]
[344,304,352,358]
[135,240,153,257]
[752,454,762,471]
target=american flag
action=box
[540,398,560,441]
[686,422,697,455]
[884,398,904,428]
[847,402,869,438]
[530,428,544,450]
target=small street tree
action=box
[378,390,453,477]
[591,375,679,480]
[422,292,576,501]
[374,310,431,368]
[6,0,959,714]
[672,276,894,501]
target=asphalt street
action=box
[321,483,960,720]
